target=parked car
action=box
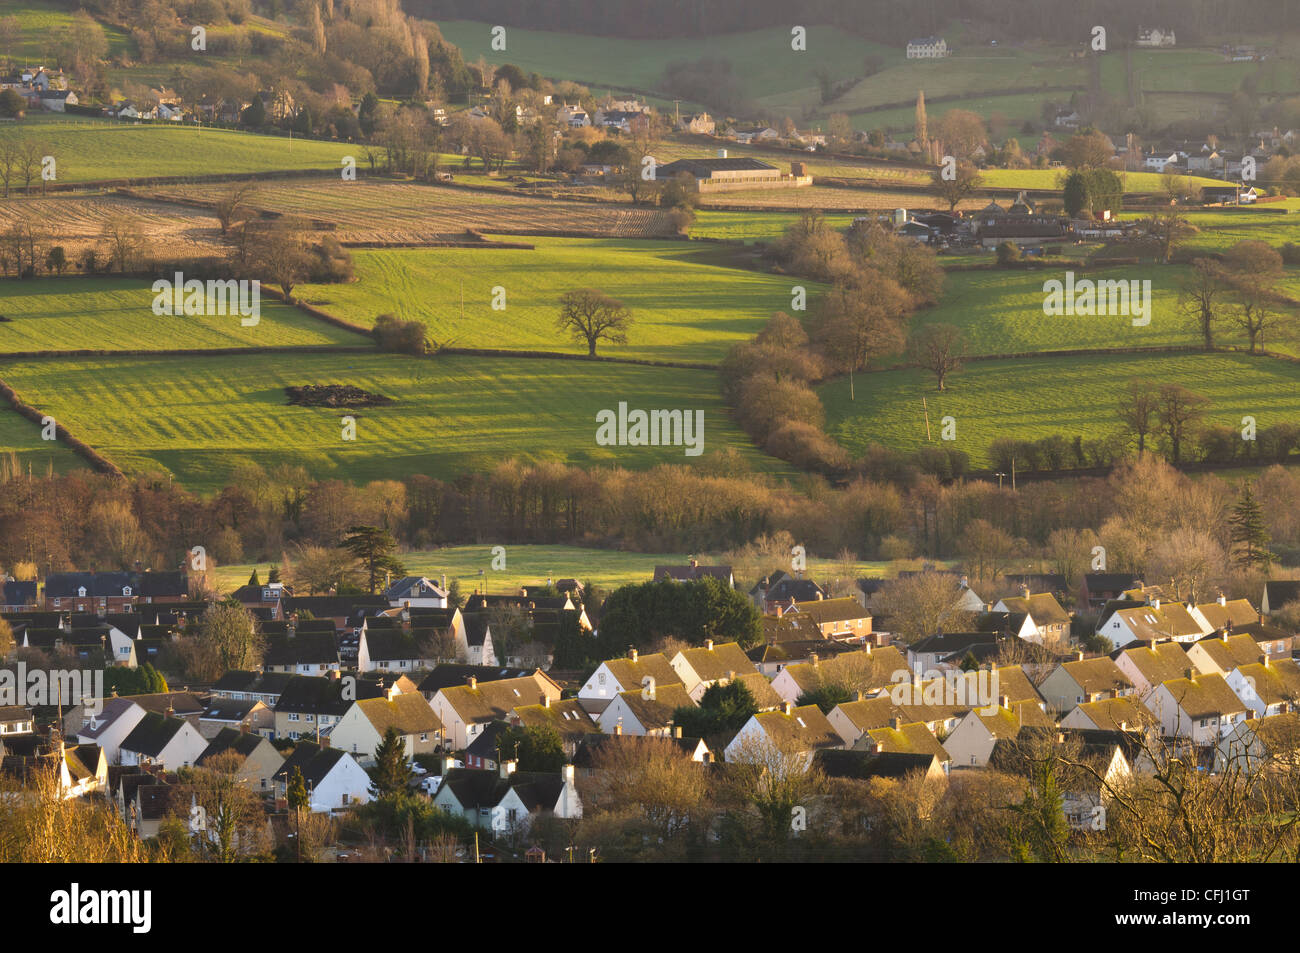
[410,761,428,775]
[420,775,442,794]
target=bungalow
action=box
[724,702,842,766]
[1143,150,1180,172]
[1037,657,1135,715]
[730,125,779,143]
[118,712,208,770]
[770,644,909,705]
[1146,673,1249,743]
[431,760,581,835]
[577,648,684,715]
[330,691,443,765]
[195,728,284,792]
[596,682,696,737]
[271,741,371,813]
[431,673,563,749]
[747,638,871,677]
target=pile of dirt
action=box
[285,384,394,408]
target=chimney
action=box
[542,695,550,708]
[614,723,623,736]
[717,148,727,158]
[775,604,784,618]
[1077,650,1085,661]
[1218,594,1227,607]
[815,592,823,601]
[874,740,884,753]
[704,639,714,652]
[809,652,819,668]
[562,763,574,783]
[1222,630,1230,643]
[467,676,477,690]
[783,701,794,716]
[1153,599,1161,611]
[442,573,447,592]
[441,753,457,774]
[1057,732,1066,745]
[1021,586,1031,599]
[888,715,900,730]
[999,694,1010,709]
[1119,720,1128,731]
[1185,668,1194,680]
[674,725,682,738]
[1263,655,1271,668]
[689,558,698,569]
[725,670,735,683]
[499,759,517,779]
[628,646,638,662]
[854,690,864,702]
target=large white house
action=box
[1136,27,1175,47]
[906,36,950,58]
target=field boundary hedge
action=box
[0,375,123,477]
[0,345,375,360]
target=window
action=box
[420,733,428,741]
[288,713,300,722]
[341,793,350,805]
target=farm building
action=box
[654,157,810,193]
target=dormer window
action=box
[77,587,87,597]
[123,587,132,596]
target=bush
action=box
[764,420,850,471]
[996,241,1021,266]
[373,313,427,354]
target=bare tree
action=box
[212,181,261,235]
[1156,382,1209,465]
[1179,258,1226,350]
[556,288,632,356]
[874,571,975,644]
[99,213,148,274]
[814,274,909,400]
[1117,378,1160,456]
[908,322,964,391]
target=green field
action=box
[0,2,130,59]
[0,405,85,476]
[0,279,371,353]
[213,543,900,595]
[294,241,819,362]
[691,209,858,243]
[0,121,360,183]
[434,21,886,108]
[0,352,786,491]
[821,352,1300,467]
[977,168,1225,193]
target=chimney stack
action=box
[542,695,550,708]
[674,725,682,738]
[499,759,517,779]
[783,701,794,716]
[467,676,477,690]
[628,646,638,662]
[1218,594,1227,607]
[775,604,783,618]
[1021,586,1031,600]
[999,694,1011,710]
[809,652,819,668]
[614,723,623,736]
[888,715,900,730]
[1077,650,1085,661]
[562,763,574,783]
[854,690,864,702]
[704,639,714,652]
[1153,599,1161,611]
[725,670,735,683]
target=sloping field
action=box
[0,352,787,491]
[143,179,676,240]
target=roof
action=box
[44,571,136,598]
[120,712,188,758]
[364,629,424,662]
[652,564,734,584]
[1070,697,1149,732]
[511,699,600,738]
[1195,599,1259,631]
[77,697,140,739]
[1192,632,1262,671]
[136,571,187,598]
[998,593,1070,627]
[212,671,293,696]
[571,733,708,768]
[813,748,939,780]
[271,741,350,787]
[1059,657,1134,695]
[750,573,826,603]
[436,767,565,813]
[599,653,683,692]
[1264,580,1300,609]
[655,158,776,179]
[383,576,447,601]
[439,675,559,724]
[1162,674,1248,718]
[1234,659,1300,707]
[674,642,756,683]
[782,597,870,627]
[1084,573,1143,594]
[196,727,268,765]
[746,705,841,753]
[1233,621,1294,645]
[610,684,696,731]
[859,721,951,760]
[417,664,536,695]
[1,580,37,604]
[263,631,338,667]
[201,698,263,721]
[355,693,442,736]
[1114,641,1191,685]
[275,675,377,716]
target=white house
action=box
[724,702,842,767]
[596,683,695,737]
[1224,658,1300,719]
[76,697,148,765]
[1060,696,1150,733]
[942,703,1056,768]
[669,640,760,701]
[432,760,582,835]
[1038,657,1135,715]
[1136,27,1175,47]
[383,576,448,609]
[992,591,1071,646]
[329,692,443,765]
[1102,602,1205,648]
[906,36,950,58]
[1111,641,1195,696]
[272,742,372,813]
[1145,674,1249,744]
[577,649,683,715]
[431,673,562,749]
[1185,632,1263,678]
[1143,151,1181,172]
[118,712,208,770]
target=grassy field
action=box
[434,21,885,108]
[0,279,370,353]
[0,2,131,59]
[294,241,818,363]
[0,121,361,183]
[0,352,787,491]
[213,543,900,595]
[977,168,1226,192]
[821,352,1300,467]
[691,209,858,242]
[0,405,85,476]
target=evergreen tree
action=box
[915,89,928,149]
[370,726,412,798]
[241,95,266,128]
[287,766,310,812]
[1007,756,1069,862]
[268,566,281,584]
[1229,481,1275,569]
[341,526,405,594]
[247,568,260,587]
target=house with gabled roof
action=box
[43,572,139,613]
[273,674,382,741]
[459,613,497,665]
[417,664,537,701]
[572,732,711,774]
[211,671,293,708]
[1215,711,1300,773]
[509,696,600,755]
[993,591,1071,646]
[1146,673,1249,743]
[1190,596,1259,635]
[652,560,735,587]
[76,697,148,765]
[1,580,38,612]
[748,638,869,677]
[196,728,284,792]
[199,697,273,739]
[1038,656,1135,714]
[1060,696,1151,733]
[724,702,842,766]
[597,681,696,737]
[1103,600,1205,648]
[669,639,760,701]
[262,627,340,676]
[577,648,684,715]
[432,673,563,749]
[0,737,107,799]
[814,748,947,783]
[118,712,207,770]
[1111,640,1195,696]
[941,702,1057,768]
[271,741,371,813]
[358,626,430,674]
[1224,658,1300,719]
[1185,631,1263,677]
[330,691,443,765]
[431,760,581,835]
[778,597,872,640]
[748,571,825,612]
[1081,573,1144,610]
[855,718,952,765]
[770,644,909,704]
[383,575,448,609]
[1234,621,1294,660]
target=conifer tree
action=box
[1229,481,1275,569]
